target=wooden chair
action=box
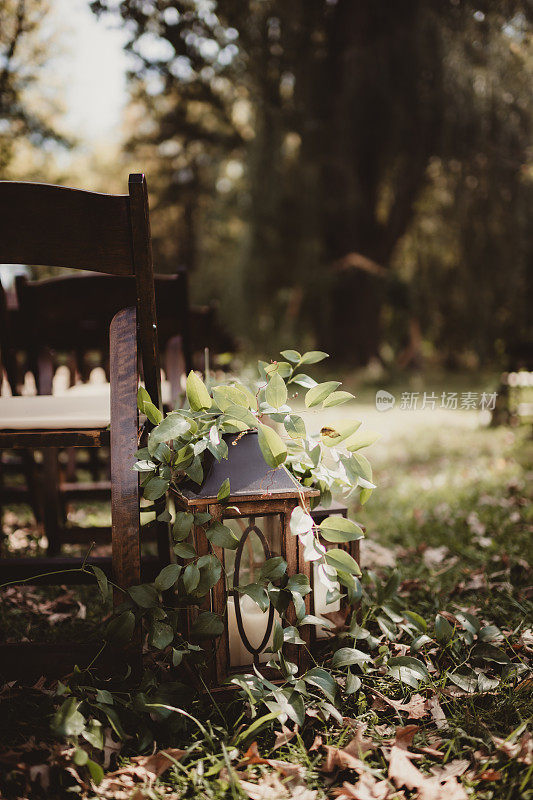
[0,174,167,678]
[5,271,192,555]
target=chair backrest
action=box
[0,174,161,408]
[14,271,192,390]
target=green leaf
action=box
[82,719,104,750]
[234,712,280,745]
[304,667,338,702]
[172,512,194,541]
[388,665,420,689]
[411,634,433,651]
[404,611,428,632]
[237,584,270,612]
[143,476,170,501]
[191,611,224,638]
[51,698,86,737]
[298,350,329,366]
[348,452,373,483]
[325,548,361,576]
[288,373,317,389]
[388,656,429,678]
[301,614,333,628]
[435,614,454,644]
[286,574,311,595]
[221,405,259,429]
[186,371,212,411]
[154,564,182,592]
[265,372,288,409]
[105,610,135,644]
[322,391,355,407]
[86,760,104,785]
[479,625,501,642]
[151,621,174,650]
[345,430,381,451]
[149,413,190,446]
[96,689,113,705]
[284,691,306,726]
[137,386,162,425]
[193,554,222,595]
[128,584,159,608]
[74,747,88,766]
[183,563,200,593]
[185,456,203,485]
[332,648,371,668]
[319,516,364,543]
[283,626,305,645]
[280,349,301,363]
[212,385,250,411]
[272,621,284,651]
[290,506,314,535]
[91,566,110,602]
[284,414,306,440]
[472,643,510,664]
[173,541,197,559]
[259,556,287,581]
[134,459,157,472]
[206,521,239,549]
[447,670,478,693]
[305,381,341,408]
[345,672,361,694]
[478,673,500,692]
[321,420,362,446]
[258,423,287,468]
[217,478,231,501]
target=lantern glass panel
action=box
[223,513,283,669]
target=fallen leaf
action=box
[426,696,447,729]
[239,773,317,799]
[342,724,377,758]
[242,742,305,779]
[479,769,502,781]
[333,773,391,799]
[418,777,468,800]
[492,732,532,765]
[370,691,429,720]
[273,725,297,750]
[321,745,367,774]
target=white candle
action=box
[227,595,279,667]
[313,561,340,639]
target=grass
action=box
[0,387,531,799]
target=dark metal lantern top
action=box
[176,430,317,507]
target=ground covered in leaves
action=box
[0,394,531,799]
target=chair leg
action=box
[109,307,141,595]
[110,307,142,676]
[41,448,61,556]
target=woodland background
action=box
[1,0,532,367]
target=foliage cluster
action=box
[102,351,373,683]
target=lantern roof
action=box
[175,430,318,507]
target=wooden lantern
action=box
[172,430,319,686]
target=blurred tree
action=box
[0,0,68,176]
[92,0,532,365]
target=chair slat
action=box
[0,182,133,275]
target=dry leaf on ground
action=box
[385,727,467,799]
[273,725,298,750]
[332,773,392,799]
